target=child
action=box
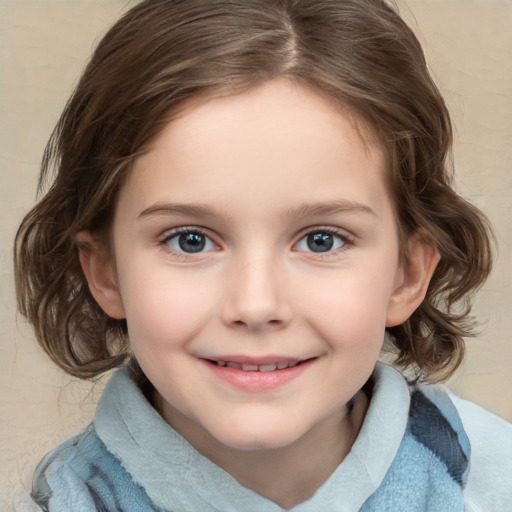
[13,0,511,510]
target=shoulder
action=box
[449,393,512,511]
[30,423,165,511]
[406,382,471,488]
[31,425,115,511]
[410,381,512,510]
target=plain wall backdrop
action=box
[1,0,511,508]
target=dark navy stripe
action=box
[409,389,469,486]
[85,483,112,512]
[87,463,123,511]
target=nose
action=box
[221,253,291,331]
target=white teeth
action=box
[242,363,259,372]
[214,360,300,371]
[259,364,278,372]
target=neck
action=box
[156,390,369,508]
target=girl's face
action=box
[87,79,425,452]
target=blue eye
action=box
[165,230,216,254]
[296,231,345,253]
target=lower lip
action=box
[203,360,313,392]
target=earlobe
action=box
[75,231,126,319]
[386,233,439,327]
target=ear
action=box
[75,231,126,319]
[386,232,439,327]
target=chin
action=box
[212,422,304,452]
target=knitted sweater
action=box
[21,363,512,511]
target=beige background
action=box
[1,0,511,508]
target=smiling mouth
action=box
[203,357,316,391]
[206,359,312,372]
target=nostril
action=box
[229,318,283,330]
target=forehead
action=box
[148,79,382,163]
[118,79,391,221]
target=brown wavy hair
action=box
[14,0,494,381]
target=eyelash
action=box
[293,226,354,259]
[158,226,354,259]
[159,227,219,260]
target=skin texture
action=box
[78,79,437,507]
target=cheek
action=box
[299,262,398,351]
[314,294,387,350]
[118,264,215,352]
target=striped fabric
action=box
[31,371,469,511]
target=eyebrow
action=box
[139,202,218,219]
[291,200,379,219]
[138,199,378,221]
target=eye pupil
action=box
[178,233,206,253]
[307,233,334,252]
